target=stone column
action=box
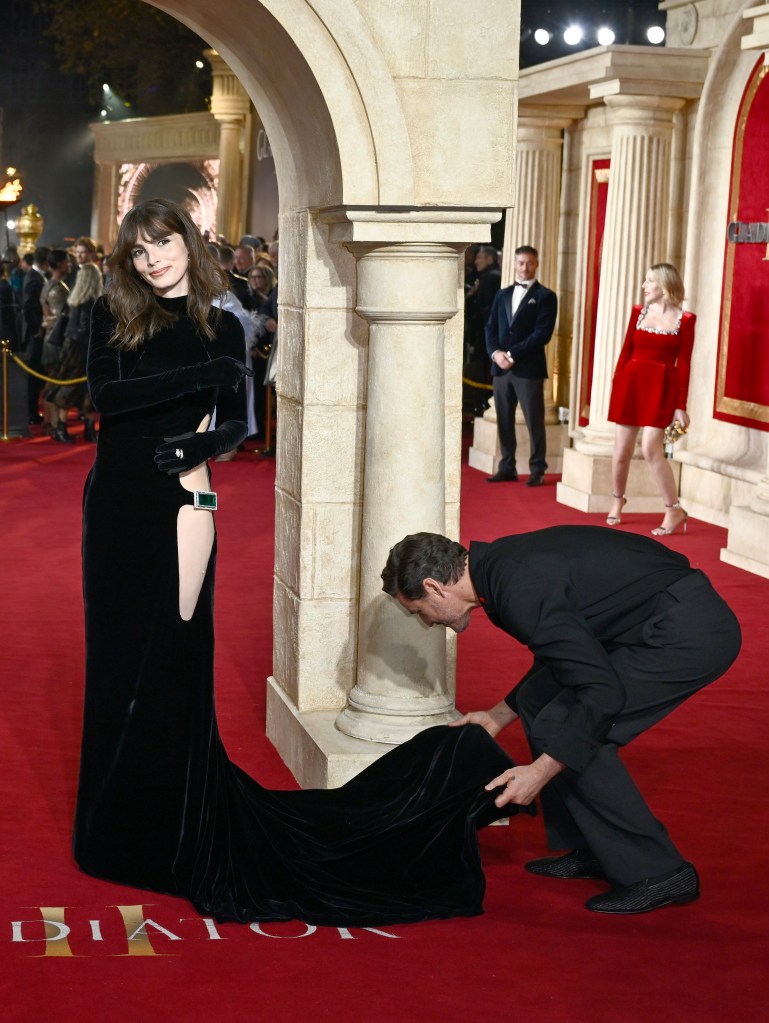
[91,162,119,249]
[503,110,565,417]
[558,95,686,512]
[470,106,577,477]
[205,49,250,243]
[335,242,462,743]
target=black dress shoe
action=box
[585,862,699,915]
[525,849,606,880]
[526,473,545,487]
[486,471,518,483]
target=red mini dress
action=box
[607,304,696,428]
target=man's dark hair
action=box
[48,248,69,269]
[381,532,468,599]
[515,245,538,258]
[219,245,235,263]
[477,244,499,263]
[33,246,50,266]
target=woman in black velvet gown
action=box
[73,198,526,927]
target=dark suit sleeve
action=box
[22,273,44,337]
[484,289,505,358]
[488,555,626,772]
[504,287,557,361]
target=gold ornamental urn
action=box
[16,203,44,256]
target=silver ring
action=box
[175,448,184,459]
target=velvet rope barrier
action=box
[462,377,493,391]
[3,345,87,385]
[1,338,88,441]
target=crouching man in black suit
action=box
[485,245,557,487]
[382,528,741,915]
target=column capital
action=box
[318,205,501,246]
[518,103,584,135]
[204,48,251,122]
[602,94,688,125]
[351,242,461,324]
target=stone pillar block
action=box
[556,446,681,513]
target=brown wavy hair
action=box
[107,198,229,350]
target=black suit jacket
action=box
[22,267,45,348]
[468,527,693,771]
[485,280,557,379]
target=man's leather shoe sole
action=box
[486,472,518,483]
[525,849,606,880]
[526,474,544,487]
[585,862,699,915]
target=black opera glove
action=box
[154,420,248,474]
[191,356,254,391]
[88,356,254,415]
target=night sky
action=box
[0,1,666,251]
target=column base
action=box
[266,677,396,789]
[721,504,769,580]
[335,701,458,745]
[556,447,681,513]
[468,414,569,476]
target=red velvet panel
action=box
[579,158,610,427]
[715,55,769,431]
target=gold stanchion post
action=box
[1,338,13,442]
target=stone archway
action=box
[146,0,520,786]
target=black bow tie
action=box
[513,280,529,288]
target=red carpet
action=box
[1,424,767,1021]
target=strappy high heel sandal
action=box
[651,501,688,536]
[606,493,627,526]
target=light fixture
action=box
[102,83,110,92]
[195,60,205,69]
[563,25,583,46]
[0,177,23,204]
[100,109,108,117]
[7,219,15,230]
[647,26,665,45]
[534,28,550,45]
[597,27,615,46]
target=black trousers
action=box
[492,373,546,475]
[513,571,741,885]
[24,336,44,420]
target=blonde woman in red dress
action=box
[606,263,696,536]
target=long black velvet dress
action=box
[74,295,528,927]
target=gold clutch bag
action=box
[663,420,688,445]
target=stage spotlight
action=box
[647,26,665,44]
[564,25,583,46]
[195,60,205,69]
[597,27,615,46]
[102,83,110,92]
[100,109,108,117]
[534,28,550,45]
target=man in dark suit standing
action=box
[382,527,741,915]
[485,245,557,486]
[22,245,50,423]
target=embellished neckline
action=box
[636,305,683,335]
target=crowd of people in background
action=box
[0,227,280,447]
